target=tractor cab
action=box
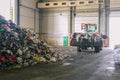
[76,23,103,52]
[84,23,97,33]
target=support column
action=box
[39,9,43,34]
[98,3,102,33]
[104,0,110,46]
[14,0,20,25]
[70,6,76,34]
[34,10,36,32]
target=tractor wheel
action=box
[94,46,100,53]
[77,47,82,52]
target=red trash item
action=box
[6,54,16,63]
[0,56,6,63]
[103,39,107,47]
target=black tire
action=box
[70,38,77,46]
[77,47,82,52]
[94,46,100,53]
[100,47,102,51]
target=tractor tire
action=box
[94,46,100,53]
[77,47,82,52]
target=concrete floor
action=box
[0,47,120,80]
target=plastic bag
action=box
[113,48,120,64]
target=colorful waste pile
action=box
[0,15,63,69]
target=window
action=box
[88,1,94,4]
[45,3,49,6]
[98,0,103,3]
[62,2,66,5]
[70,2,75,5]
[79,1,84,4]
[53,3,58,5]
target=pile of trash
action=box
[113,44,120,64]
[0,15,63,69]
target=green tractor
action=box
[76,23,103,52]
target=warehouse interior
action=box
[0,0,120,80]
[1,0,118,47]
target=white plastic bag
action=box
[113,48,120,64]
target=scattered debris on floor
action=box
[0,15,66,70]
[113,48,120,64]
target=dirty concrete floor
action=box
[0,47,120,80]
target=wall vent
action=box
[60,1,68,7]
[37,0,104,8]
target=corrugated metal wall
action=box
[38,0,102,46]
[75,13,98,32]
[20,0,39,33]
[40,12,69,34]
[111,0,120,8]
[110,0,120,16]
[109,0,120,47]
[39,9,70,45]
[38,0,120,46]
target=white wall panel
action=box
[20,6,34,30]
[20,0,39,33]
[35,12,40,33]
[53,13,68,34]
[75,13,98,32]
[40,12,69,45]
[40,12,68,34]
[111,0,120,7]
[110,12,120,17]
[20,0,38,9]
[109,17,120,48]
[20,16,34,29]
[109,10,120,47]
